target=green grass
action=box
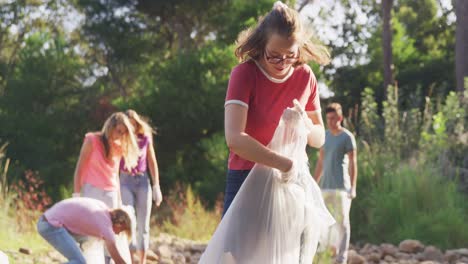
[156,186,222,242]
[0,197,51,253]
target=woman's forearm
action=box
[147,141,160,185]
[227,132,292,172]
[73,138,92,193]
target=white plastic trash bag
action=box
[82,237,105,264]
[115,233,132,263]
[200,101,335,264]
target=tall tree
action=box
[382,0,393,100]
[455,0,468,93]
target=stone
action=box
[18,248,31,255]
[172,240,186,252]
[159,257,175,264]
[383,255,395,262]
[453,248,468,257]
[422,246,444,262]
[348,249,367,264]
[189,253,202,264]
[395,252,413,260]
[190,243,206,253]
[146,249,159,261]
[445,250,459,263]
[398,240,424,253]
[172,252,186,264]
[156,245,173,260]
[366,252,382,262]
[380,243,398,257]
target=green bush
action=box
[350,86,468,249]
[158,185,222,242]
[352,163,468,249]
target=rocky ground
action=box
[3,233,468,263]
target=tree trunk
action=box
[382,0,393,101]
[456,0,468,93]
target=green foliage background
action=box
[0,0,467,247]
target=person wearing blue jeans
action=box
[222,170,250,216]
[36,197,132,264]
[120,109,163,264]
[120,172,151,251]
[37,215,86,264]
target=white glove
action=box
[72,192,80,198]
[279,160,296,183]
[292,99,314,131]
[152,184,163,207]
[348,188,356,199]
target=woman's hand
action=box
[152,184,163,207]
[279,159,296,183]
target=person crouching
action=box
[37,197,131,264]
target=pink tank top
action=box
[80,133,121,191]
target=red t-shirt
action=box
[225,60,321,170]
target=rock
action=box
[156,245,173,260]
[366,252,382,262]
[146,249,159,261]
[422,246,444,262]
[18,248,31,255]
[383,255,396,262]
[446,248,468,263]
[395,252,413,260]
[445,250,459,263]
[183,251,192,262]
[348,249,367,264]
[452,248,468,257]
[47,251,66,262]
[190,243,206,253]
[172,240,186,252]
[359,243,373,255]
[380,243,398,257]
[172,252,186,263]
[189,253,202,264]
[159,257,174,264]
[156,233,174,245]
[398,239,424,253]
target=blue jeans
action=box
[37,216,86,264]
[120,172,152,251]
[222,169,251,216]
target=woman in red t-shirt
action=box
[223,1,330,214]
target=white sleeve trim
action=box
[225,100,249,108]
[307,109,322,113]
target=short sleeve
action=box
[225,63,254,108]
[305,70,321,112]
[101,228,116,244]
[84,133,96,147]
[345,133,357,153]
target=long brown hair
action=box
[101,112,139,169]
[235,2,330,66]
